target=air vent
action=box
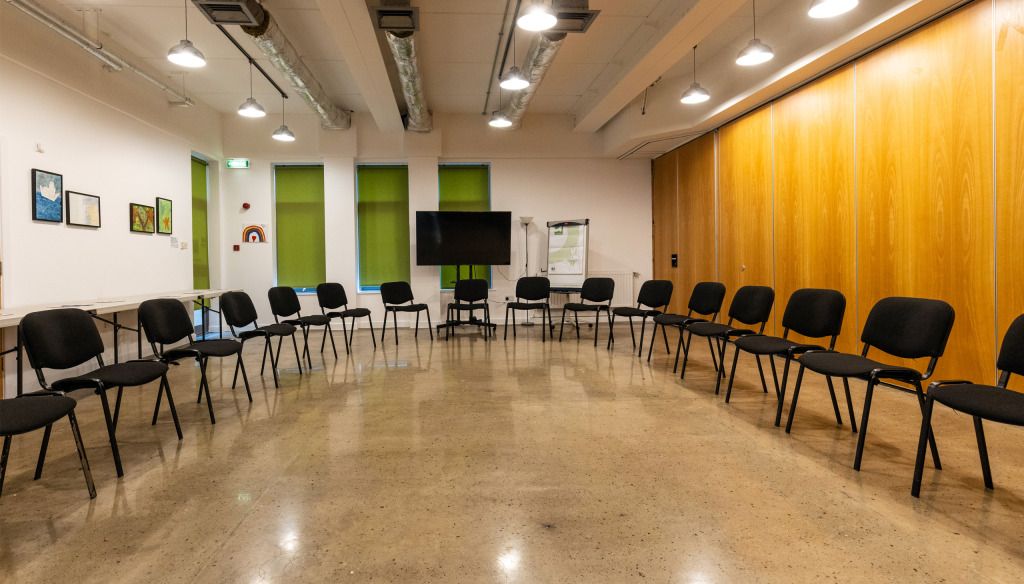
[370,6,419,31]
[550,9,600,33]
[192,0,264,26]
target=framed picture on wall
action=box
[32,168,63,222]
[156,197,172,234]
[66,191,101,228]
[130,203,155,233]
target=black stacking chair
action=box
[446,279,492,340]
[505,277,553,342]
[139,298,250,425]
[20,308,181,477]
[609,280,673,355]
[559,277,615,347]
[724,289,846,423]
[221,291,299,388]
[679,286,775,392]
[380,281,433,344]
[1,395,95,499]
[269,286,331,369]
[786,297,954,471]
[912,313,1024,497]
[648,282,727,365]
[316,283,375,356]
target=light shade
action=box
[517,2,557,31]
[489,111,512,128]
[680,82,710,104]
[238,97,266,118]
[272,124,295,141]
[736,38,774,66]
[167,39,206,67]
[500,66,530,90]
[808,0,858,18]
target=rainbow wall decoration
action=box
[243,225,266,243]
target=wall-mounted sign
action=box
[226,158,250,169]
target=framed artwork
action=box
[156,197,172,234]
[32,169,63,222]
[130,203,155,233]
[66,191,102,228]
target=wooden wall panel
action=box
[651,150,682,313]
[856,0,994,382]
[718,106,775,334]
[996,0,1024,369]
[773,66,858,353]
[675,133,717,314]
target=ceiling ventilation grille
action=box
[370,6,419,31]
[549,9,600,33]
[192,0,264,26]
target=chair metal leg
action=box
[853,380,875,471]
[914,380,941,470]
[260,338,270,375]
[775,357,793,427]
[112,386,125,430]
[367,316,377,348]
[824,376,844,426]
[629,316,637,348]
[504,306,512,340]
[290,334,304,374]
[67,411,96,499]
[911,395,935,497]
[767,355,780,398]
[266,337,280,388]
[841,377,858,433]
[97,387,125,477]
[326,322,338,358]
[594,309,601,347]
[714,335,728,393]
[199,357,216,424]
[415,311,421,339]
[755,356,769,394]
[559,310,567,341]
[974,416,994,489]
[785,366,807,433]
[161,375,183,440]
[152,381,165,425]
[237,354,252,402]
[662,323,670,354]
[232,350,242,389]
[637,317,648,357]
[607,313,615,349]
[724,345,742,402]
[0,436,11,498]
[426,308,433,340]
[274,337,284,373]
[575,312,581,340]
[680,332,694,378]
[647,322,659,361]
[34,424,53,480]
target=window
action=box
[357,165,410,290]
[191,157,209,290]
[275,165,326,291]
[438,164,490,289]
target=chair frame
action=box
[446,279,493,341]
[505,277,553,342]
[608,280,673,356]
[269,286,329,369]
[380,281,433,345]
[316,283,376,356]
[559,278,615,347]
[646,282,727,364]
[221,291,299,388]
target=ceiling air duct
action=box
[372,1,431,132]
[500,31,566,129]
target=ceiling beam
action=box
[313,0,404,132]
[571,0,746,134]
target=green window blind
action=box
[438,164,490,289]
[357,165,410,289]
[275,165,326,288]
[191,157,210,290]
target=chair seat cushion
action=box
[450,302,487,311]
[0,396,77,436]
[299,315,332,327]
[335,308,371,318]
[734,335,823,356]
[653,314,703,327]
[686,322,731,337]
[65,360,169,388]
[193,339,243,357]
[613,307,660,318]
[389,304,428,312]
[564,302,605,312]
[929,384,1024,426]
[258,323,297,336]
[797,351,920,380]
[508,301,547,310]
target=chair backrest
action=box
[861,297,955,359]
[453,279,488,303]
[727,285,775,326]
[781,288,846,339]
[20,308,104,371]
[688,282,727,317]
[268,286,302,318]
[316,282,349,310]
[515,277,550,302]
[580,278,615,303]
[997,314,1024,381]
[138,298,194,346]
[221,291,259,329]
[636,280,673,309]
[380,281,415,305]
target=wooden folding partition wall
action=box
[652,0,1023,383]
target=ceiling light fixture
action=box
[680,45,710,104]
[272,94,295,141]
[736,0,774,66]
[238,61,266,117]
[500,31,529,90]
[517,1,556,32]
[489,86,512,128]
[167,0,206,67]
[808,0,858,18]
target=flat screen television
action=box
[416,211,512,266]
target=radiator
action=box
[549,271,636,309]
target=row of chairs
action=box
[642,281,1024,497]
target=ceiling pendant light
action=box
[489,87,512,128]
[736,0,774,66]
[272,94,295,141]
[167,0,205,67]
[238,62,266,117]
[500,32,529,90]
[517,1,557,32]
[680,45,710,105]
[808,0,858,18]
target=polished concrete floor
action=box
[2,322,1023,583]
